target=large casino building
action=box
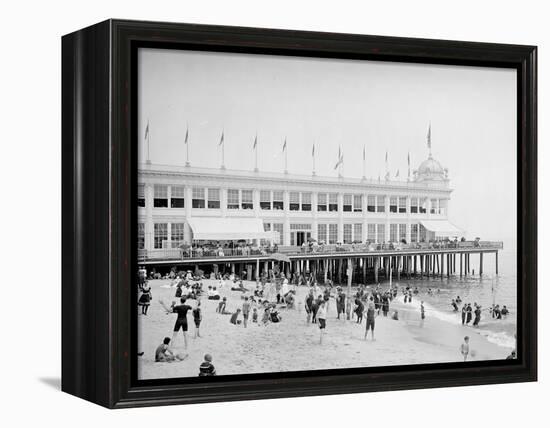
[137,148,463,259]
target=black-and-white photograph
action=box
[136,48,517,380]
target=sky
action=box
[138,48,517,242]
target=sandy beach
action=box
[137,278,512,380]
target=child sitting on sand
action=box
[155,337,187,363]
[199,354,217,376]
[217,297,230,314]
[262,307,271,325]
[231,280,248,292]
[230,309,242,325]
[208,287,220,300]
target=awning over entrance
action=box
[420,220,463,238]
[187,217,279,241]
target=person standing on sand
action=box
[305,291,314,324]
[460,336,470,361]
[337,290,346,320]
[420,301,426,326]
[139,283,152,315]
[311,296,320,324]
[364,297,377,341]
[192,301,202,338]
[461,304,467,325]
[317,301,327,344]
[242,297,251,328]
[354,298,364,324]
[169,297,193,349]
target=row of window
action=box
[139,221,431,249]
[139,184,447,214]
[138,222,185,249]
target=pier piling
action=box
[480,252,483,276]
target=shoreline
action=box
[138,279,513,380]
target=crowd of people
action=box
[138,261,513,376]
[157,237,488,262]
[449,295,511,328]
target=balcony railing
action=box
[138,240,503,263]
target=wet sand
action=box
[137,279,512,380]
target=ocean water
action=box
[380,241,517,349]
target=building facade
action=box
[138,153,458,252]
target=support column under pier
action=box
[480,252,483,276]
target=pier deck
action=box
[139,241,503,280]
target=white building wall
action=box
[137,164,453,251]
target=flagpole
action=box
[385,151,389,181]
[362,145,366,181]
[146,119,151,164]
[427,122,432,157]
[312,143,316,176]
[284,138,288,174]
[220,130,226,170]
[254,134,258,172]
[185,124,190,167]
[339,148,343,178]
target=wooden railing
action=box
[138,240,503,263]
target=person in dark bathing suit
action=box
[354,298,364,324]
[311,296,320,324]
[461,304,467,325]
[451,299,459,312]
[139,284,152,315]
[305,292,314,323]
[337,291,346,320]
[382,294,390,317]
[170,297,193,349]
[466,303,473,324]
[192,301,202,338]
[473,305,481,327]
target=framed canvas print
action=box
[61,19,537,408]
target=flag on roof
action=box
[334,146,343,170]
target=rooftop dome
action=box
[418,155,445,175]
[413,123,449,183]
[414,154,448,182]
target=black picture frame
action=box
[61,19,537,408]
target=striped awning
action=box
[188,217,279,241]
[420,220,463,237]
